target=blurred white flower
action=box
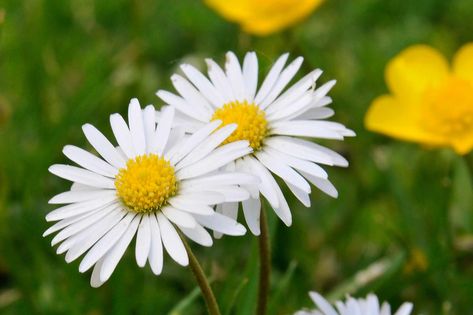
[44,99,255,287]
[295,292,413,315]
[156,52,354,234]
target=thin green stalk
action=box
[180,235,221,315]
[256,202,271,315]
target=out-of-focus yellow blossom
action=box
[204,0,324,36]
[366,44,473,155]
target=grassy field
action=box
[1,0,473,314]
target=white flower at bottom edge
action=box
[44,98,257,287]
[295,292,414,315]
[156,51,355,235]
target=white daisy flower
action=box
[295,292,414,315]
[156,52,355,234]
[44,98,255,287]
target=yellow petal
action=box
[451,135,473,155]
[385,45,449,101]
[205,0,323,36]
[453,42,473,84]
[365,95,446,145]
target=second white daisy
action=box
[44,99,255,287]
[295,292,413,315]
[157,52,355,234]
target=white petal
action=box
[259,57,304,109]
[156,213,189,266]
[256,151,311,193]
[79,212,135,272]
[178,224,213,247]
[64,209,127,263]
[242,197,261,235]
[171,192,225,206]
[82,123,126,169]
[272,183,292,226]
[242,51,258,102]
[287,183,311,207]
[394,303,413,315]
[162,206,197,228]
[270,120,346,140]
[168,198,215,215]
[46,196,118,222]
[63,145,117,178]
[135,214,151,267]
[156,90,208,122]
[179,171,257,189]
[264,136,334,166]
[169,120,221,164]
[110,113,135,159]
[266,69,322,115]
[153,106,175,155]
[171,74,213,114]
[99,215,140,282]
[309,292,338,315]
[225,51,246,102]
[267,92,313,122]
[148,213,163,275]
[180,63,225,107]
[143,105,157,153]
[255,53,289,105]
[128,98,147,156]
[48,189,116,204]
[244,156,279,208]
[175,123,237,170]
[301,172,338,198]
[43,209,99,237]
[206,58,234,103]
[194,212,246,236]
[177,141,252,180]
[298,107,335,120]
[90,257,106,288]
[263,147,328,179]
[50,203,117,246]
[49,164,115,189]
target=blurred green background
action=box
[1,0,473,314]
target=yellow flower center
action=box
[211,101,268,150]
[422,77,473,137]
[115,154,177,213]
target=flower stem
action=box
[257,201,271,315]
[180,235,221,315]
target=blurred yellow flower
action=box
[366,44,473,154]
[204,0,324,36]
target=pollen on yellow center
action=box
[422,77,473,137]
[115,154,177,213]
[211,101,268,150]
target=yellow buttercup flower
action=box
[205,0,324,36]
[365,43,473,154]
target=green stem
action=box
[181,235,221,315]
[256,202,271,315]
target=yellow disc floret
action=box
[422,77,473,138]
[211,101,268,150]
[115,154,177,213]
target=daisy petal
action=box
[156,213,189,266]
[99,215,140,282]
[242,197,261,235]
[178,224,213,247]
[194,212,246,236]
[63,145,117,178]
[128,98,147,156]
[135,214,151,267]
[82,124,126,169]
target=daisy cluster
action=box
[43,51,415,313]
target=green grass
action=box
[1,0,473,314]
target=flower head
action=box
[205,0,324,36]
[156,52,354,235]
[365,43,473,154]
[295,292,413,315]
[44,99,254,287]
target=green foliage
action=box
[1,0,473,314]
